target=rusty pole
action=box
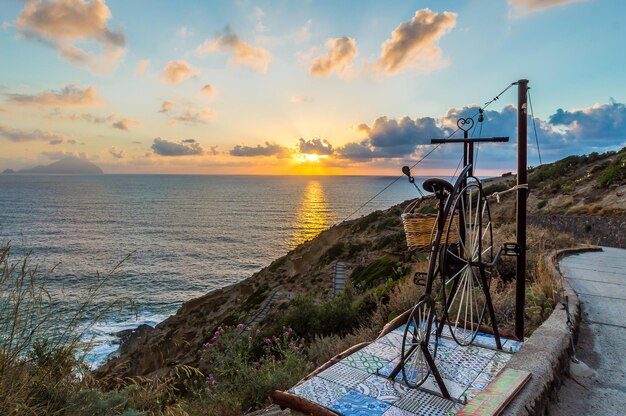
[515,79,529,340]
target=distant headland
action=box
[1,156,103,175]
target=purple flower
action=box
[264,338,272,344]
[236,323,245,329]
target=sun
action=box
[293,153,326,163]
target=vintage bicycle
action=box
[388,117,520,399]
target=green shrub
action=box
[483,182,509,196]
[350,258,400,291]
[597,156,626,188]
[193,325,311,414]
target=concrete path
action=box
[333,261,346,296]
[551,247,626,415]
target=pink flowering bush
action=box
[187,324,311,414]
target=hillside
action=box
[96,147,626,381]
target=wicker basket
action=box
[401,197,458,252]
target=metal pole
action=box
[515,79,528,340]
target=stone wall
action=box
[529,215,626,249]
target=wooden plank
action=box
[455,369,531,416]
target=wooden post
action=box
[515,79,529,340]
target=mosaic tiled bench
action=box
[275,323,524,416]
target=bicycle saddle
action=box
[423,178,453,194]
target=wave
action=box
[81,311,171,369]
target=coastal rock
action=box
[116,324,155,355]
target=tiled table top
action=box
[288,324,523,416]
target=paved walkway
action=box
[551,247,626,415]
[245,289,280,331]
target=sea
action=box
[0,174,427,367]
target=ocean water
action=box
[0,174,426,366]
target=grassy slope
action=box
[97,147,626,380]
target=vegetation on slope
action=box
[3,148,624,414]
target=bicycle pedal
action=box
[502,242,521,256]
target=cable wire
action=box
[527,89,543,165]
[338,82,516,223]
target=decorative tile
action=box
[504,339,523,353]
[412,403,449,416]
[393,389,430,413]
[376,359,400,378]
[379,332,405,349]
[458,351,490,373]
[342,351,389,374]
[463,345,496,360]
[355,374,408,404]
[330,389,391,416]
[439,348,465,366]
[472,335,499,350]
[436,337,460,349]
[502,339,524,353]
[421,376,467,400]
[436,361,459,382]
[382,406,415,416]
[450,366,479,386]
[482,351,512,375]
[318,363,370,388]
[362,342,402,362]
[289,376,348,407]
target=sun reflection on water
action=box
[290,180,332,247]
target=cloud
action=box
[109,146,125,159]
[159,101,175,114]
[298,138,333,155]
[112,118,142,131]
[337,115,448,161]
[548,100,626,144]
[41,150,89,160]
[173,108,215,124]
[197,26,270,72]
[290,95,314,104]
[230,141,290,158]
[161,60,200,84]
[509,0,586,16]
[136,59,150,77]
[199,84,216,95]
[151,137,204,156]
[177,26,192,38]
[375,9,456,74]
[6,83,103,106]
[0,125,68,143]
[16,0,126,73]
[310,37,358,77]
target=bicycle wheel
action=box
[400,296,438,387]
[441,181,494,346]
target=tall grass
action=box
[0,244,138,415]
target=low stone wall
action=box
[529,215,626,249]
[501,246,601,416]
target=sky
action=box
[0,0,625,175]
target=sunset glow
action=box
[0,1,624,176]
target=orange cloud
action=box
[161,60,199,84]
[199,84,215,95]
[0,125,69,144]
[109,146,125,159]
[509,0,586,16]
[112,118,142,131]
[136,59,150,77]
[16,0,126,73]
[6,83,104,107]
[197,26,270,73]
[310,37,358,77]
[376,9,456,75]
[172,108,214,124]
